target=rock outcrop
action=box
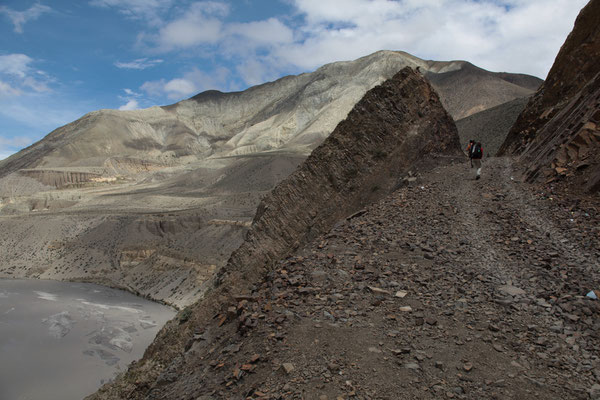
[88,66,462,400]
[220,67,461,286]
[499,0,600,192]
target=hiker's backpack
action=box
[471,143,482,159]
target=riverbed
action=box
[0,279,176,400]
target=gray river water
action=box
[0,279,176,400]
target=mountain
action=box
[87,30,600,398]
[0,50,541,308]
[0,51,539,179]
[456,96,530,156]
[88,64,466,400]
[499,0,600,192]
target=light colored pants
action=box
[472,159,482,177]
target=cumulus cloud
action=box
[119,99,139,110]
[226,18,294,47]
[0,54,34,78]
[154,2,229,50]
[0,3,51,33]
[114,58,164,69]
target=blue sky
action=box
[0,0,589,160]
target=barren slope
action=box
[456,96,530,156]
[0,51,540,307]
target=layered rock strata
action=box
[498,0,600,192]
[220,67,461,286]
[88,67,461,399]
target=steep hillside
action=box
[456,96,530,156]
[499,0,600,193]
[425,63,540,120]
[88,66,463,400]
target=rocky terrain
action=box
[89,158,600,400]
[499,0,600,194]
[220,67,461,288]
[0,51,540,307]
[86,1,600,398]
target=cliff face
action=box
[498,0,600,192]
[220,66,461,287]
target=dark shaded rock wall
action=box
[499,0,600,156]
[221,67,461,286]
[519,72,600,192]
[498,0,600,193]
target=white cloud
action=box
[141,66,231,100]
[124,88,140,96]
[226,18,294,47]
[278,0,589,78]
[0,3,51,33]
[0,54,52,96]
[155,2,229,50]
[0,81,21,97]
[0,54,34,78]
[114,58,163,69]
[119,99,139,110]
[132,0,587,86]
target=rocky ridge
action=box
[499,0,600,193]
[88,66,463,399]
[220,67,461,288]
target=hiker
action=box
[466,140,483,180]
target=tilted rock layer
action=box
[499,0,600,192]
[88,67,461,399]
[221,67,461,286]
